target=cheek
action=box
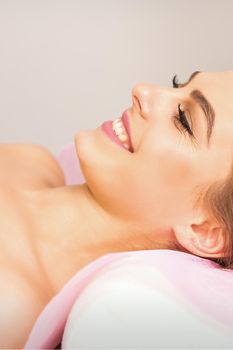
[139,130,199,189]
[132,136,201,221]
[155,149,196,190]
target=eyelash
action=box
[172,75,179,88]
[172,75,194,137]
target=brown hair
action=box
[197,160,233,269]
[127,160,233,269]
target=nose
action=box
[132,83,158,120]
[132,83,173,120]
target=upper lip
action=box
[121,110,134,152]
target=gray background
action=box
[0,0,232,156]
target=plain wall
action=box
[0,0,232,155]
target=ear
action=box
[173,214,226,258]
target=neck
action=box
[28,183,139,295]
[28,183,175,296]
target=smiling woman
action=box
[0,70,233,348]
[75,70,233,269]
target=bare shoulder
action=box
[0,142,52,157]
[0,143,65,189]
[0,143,61,169]
[0,267,47,349]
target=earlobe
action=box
[173,217,226,258]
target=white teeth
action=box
[114,125,125,135]
[112,118,130,150]
[118,133,128,142]
[112,119,128,137]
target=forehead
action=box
[193,71,233,173]
[188,70,233,120]
[191,70,233,112]
[190,70,233,146]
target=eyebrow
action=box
[177,71,215,146]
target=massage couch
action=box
[24,142,233,349]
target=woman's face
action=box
[75,71,233,233]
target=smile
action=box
[112,118,130,150]
[101,111,134,153]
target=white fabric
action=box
[62,258,233,349]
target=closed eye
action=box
[176,104,194,137]
[172,76,197,141]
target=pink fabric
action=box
[24,253,124,349]
[56,141,85,185]
[24,141,233,350]
[24,251,233,349]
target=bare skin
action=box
[1,70,233,348]
[0,144,67,348]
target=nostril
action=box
[133,95,142,113]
